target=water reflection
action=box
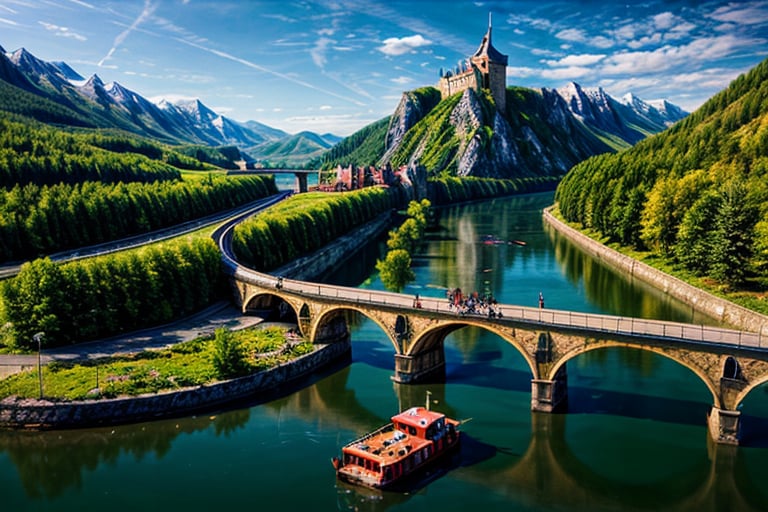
[5,191,768,511]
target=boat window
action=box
[408,426,416,436]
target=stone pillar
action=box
[531,365,568,413]
[294,173,308,193]
[708,406,740,445]
[391,347,445,384]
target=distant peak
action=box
[86,73,104,85]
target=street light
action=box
[33,332,44,399]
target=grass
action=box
[0,326,314,401]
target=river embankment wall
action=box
[0,340,350,429]
[542,207,768,336]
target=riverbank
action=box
[0,201,396,428]
[542,206,768,336]
[0,339,350,429]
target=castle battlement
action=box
[437,15,508,111]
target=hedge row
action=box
[232,187,402,271]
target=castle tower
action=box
[437,14,508,112]
[470,14,508,111]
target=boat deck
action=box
[343,424,431,465]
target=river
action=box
[3,191,768,512]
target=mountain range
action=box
[0,43,687,175]
[0,44,339,167]
[322,82,688,179]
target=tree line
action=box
[232,187,403,271]
[555,57,768,288]
[0,237,224,350]
[0,175,278,262]
[376,199,431,292]
[428,175,560,205]
[0,114,210,188]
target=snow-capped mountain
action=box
[0,45,298,150]
[555,82,688,143]
[8,47,73,91]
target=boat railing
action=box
[347,423,396,447]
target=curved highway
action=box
[0,191,291,280]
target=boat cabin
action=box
[336,406,460,488]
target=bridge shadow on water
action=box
[567,387,712,427]
[350,342,716,429]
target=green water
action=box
[3,191,768,512]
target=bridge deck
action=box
[236,270,767,352]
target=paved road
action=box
[0,302,263,378]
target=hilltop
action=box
[321,82,686,179]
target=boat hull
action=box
[336,433,461,490]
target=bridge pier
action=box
[708,406,741,445]
[391,346,445,384]
[531,366,568,413]
[294,173,308,193]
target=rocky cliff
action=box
[329,83,687,180]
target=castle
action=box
[437,15,508,112]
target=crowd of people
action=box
[445,288,503,318]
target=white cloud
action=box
[0,17,17,26]
[507,66,538,78]
[99,0,156,67]
[545,53,606,67]
[320,105,332,110]
[541,66,591,79]
[38,21,87,41]
[391,76,413,84]
[709,1,768,25]
[68,0,95,8]
[378,34,431,56]
[652,12,676,31]
[311,37,333,68]
[555,28,586,43]
[600,34,762,75]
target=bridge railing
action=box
[240,271,767,352]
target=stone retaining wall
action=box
[543,207,768,336]
[0,340,350,429]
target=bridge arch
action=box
[734,374,768,409]
[310,305,399,350]
[549,342,721,409]
[410,320,537,377]
[242,290,300,323]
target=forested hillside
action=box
[556,57,768,288]
[0,112,278,262]
[320,117,390,169]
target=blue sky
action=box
[0,0,767,136]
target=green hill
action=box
[318,83,667,179]
[555,57,768,288]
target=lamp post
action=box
[33,332,44,399]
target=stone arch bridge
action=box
[229,265,768,446]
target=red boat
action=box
[332,396,461,489]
